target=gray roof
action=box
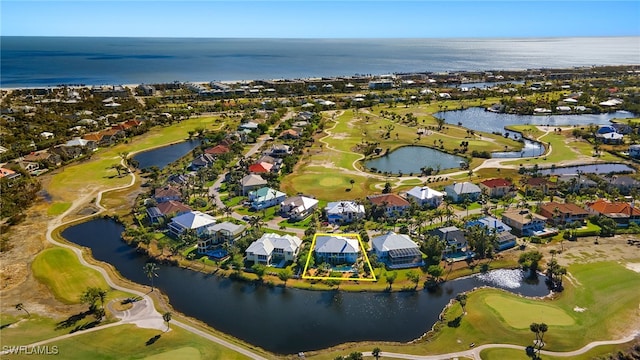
[446,182,481,195]
[372,232,419,253]
[240,174,267,187]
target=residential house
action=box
[11,160,39,174]
[524,177,553,195]
[245,233,302,265]
[596,125,624,144]
[495,232,518,251]
[156,200,191,217]
[629,144,640,159]
[556,174,597,192]
[248,187,287,210]
[371,232,423,269]
[153,185,182,203]
[146,207,164,224]
[367,193,411,218]
[466,216,512,234]
[501,209,548,237]
[279,128,301,139]
[314,235,360,264]
[168,211,216,237]
[0,167,21,180]
[444,182,482,203]
[264,144,291,158]
[586,199,640,228]
[167,173,191,186]
[405,186,445,208]
[607,176,640,195]
[240,174,267,196]
[539,202,589,225]
[325,201,365,224]
[248,161,273,174]
[198,222,247,254]
[83,133,106,146]
[280,195,319,221]
[431,226,470,259]
[99,128,125,145]
[189,153,216,170]
[480,178,514,198]
[23,150,62,167]
[64,137,97,152]
[204,144,230,156]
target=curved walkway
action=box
[362,331,639,359]
[41,157,268,359]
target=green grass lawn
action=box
[305,261,640,359]
[47,202,72,216]
[7,324,252,360]
[483,293,575,328]
[32,247,110,304]
[0,314,71,346]
[480,344,629,360]
[47,116,222,202]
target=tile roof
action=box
[367,193,410,207]
[587,199,640,216]
[481,178,512,188]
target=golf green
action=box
[484,294,575,328]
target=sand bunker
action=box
[625,263,640,273]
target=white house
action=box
[325,201,365,224]
[245,233,302,265]
[314,235,360,264]
[197,222,246,254]
[371,232,423,269]
[405,186,445,208]
[249,187,287,210]
[444,182,482,203]
[168,211,216,238]
[280,195,319,221]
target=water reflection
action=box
[62,218,549,354]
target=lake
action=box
[133,140,201,170]
[364,146,465,175]
[539,163,636,175]
[61,218,550,354]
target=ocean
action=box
[1,36,639,87]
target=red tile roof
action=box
[587,199,640,216]
[481,178,512,188]
[540,202,588,216]
[157,200,191,215]
[248,162,273,173]
[367,193,411,207]
[205,144,230,155]
[526,177,549,186]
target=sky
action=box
[2,1,639,38]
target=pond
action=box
[133,139,202,170]
[538,163,636,175]
[364,146,466,175]
[437,108,635,135]
[62,218,550,355]
[436,108,635,158]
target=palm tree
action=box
[143,262,159,292]
[15,303,30,317]
[163,311,172,332]
[456,293,468,315]
[349,179,355,190]
[372,347,381,360]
